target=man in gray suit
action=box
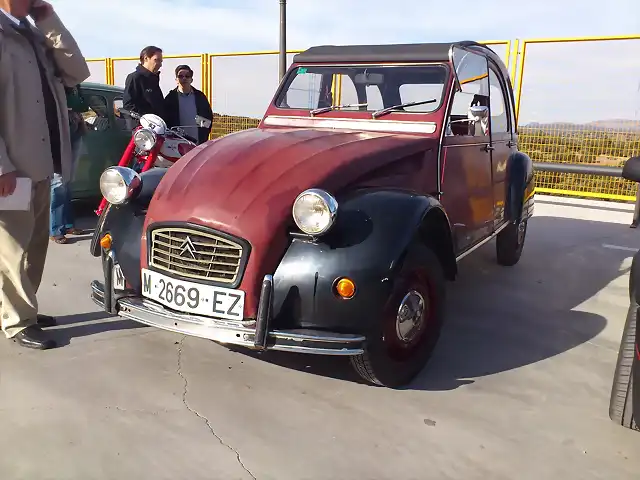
[0,0,90,349]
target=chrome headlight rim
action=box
[99,166,142,205]
[133,127,157,152]
[292,188,339,236]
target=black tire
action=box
[609,302,639,430]
[496,219,527,266]
[350,241,446,388]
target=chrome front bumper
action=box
[90,279,365,356]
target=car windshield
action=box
[275,64,449,116]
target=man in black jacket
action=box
[122,45,165,129]
[164,64,213,144]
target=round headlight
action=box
[133,128,156,151]
[292,188,338,235]
[99,166,141,205]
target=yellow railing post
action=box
[200,53,209,100]
[109,58,115,85]
[509,39,519,86]
[514,41,527,123]
[208,54,215,109]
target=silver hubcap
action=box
[517,221,527,244]
[396,290,426,343]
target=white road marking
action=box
[602,244,638,252]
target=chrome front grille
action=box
[149,227,244,284]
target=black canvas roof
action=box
[293,40,501,65]
[292,40,510,84]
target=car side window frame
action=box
[446,47,491,138]
[487,67,510,135]
[486,59,513,135]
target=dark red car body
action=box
[90,41,535,387]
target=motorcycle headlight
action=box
[99,166,141,205]
[292,188,338,236]
[133,128,157,151]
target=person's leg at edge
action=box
[49,172,68,243]
[64,136,83,236]
[0,178,56,349]
[27,178,57,329]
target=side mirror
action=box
[354,72,384,85]
[469,105,489,120]
[622,156,640,183]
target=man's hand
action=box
[0,172,18,198]
[29,0,54,22]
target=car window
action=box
[279,72,325,110]
[83,93,108,118]
[489,69,509,133]
[446,48,490,137]
[81,93,110,131]
[113,97,128,130]
[339,76,384,111]
[276,64,449,114]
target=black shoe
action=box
[12,326,57,350]
[36,314,57,327]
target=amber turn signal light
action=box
[100,233,112,250]
[335,277,356,299]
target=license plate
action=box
[140,268,245,321]
[113,264,126,290]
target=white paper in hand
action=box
[0,178,32,211]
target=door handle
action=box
[482,145,495,152]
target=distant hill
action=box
[521,119,640,133]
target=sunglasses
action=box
[177,73,193,79]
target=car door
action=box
[71,90,131,199]
[487,64,515,228]
[440,48,495,254]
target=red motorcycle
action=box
[94,110,198,216]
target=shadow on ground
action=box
[45,311,146,347]
[230,215,633,389]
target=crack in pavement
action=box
[177,337,257,480]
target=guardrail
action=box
[533,161,640,228]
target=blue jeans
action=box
[50,173,73,236]
[49,136,82,236]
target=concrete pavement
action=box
[0,195,639,480]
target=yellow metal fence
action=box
[90,36,640,202]
[513,35,640,201]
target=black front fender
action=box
[91,168,168,292]
[505,150,535,223]
[271,189,455,334]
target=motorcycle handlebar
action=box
[118,108,141,120]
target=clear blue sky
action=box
[54,0,640,124]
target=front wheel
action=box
[496,219,527,266]
[350,242,446,388]
[609,302,639,430]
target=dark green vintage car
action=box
[70,82,131,200]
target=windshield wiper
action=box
[372,99,437,119]
[310,103,368,116]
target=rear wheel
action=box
[350,242,446,388]
[609,302,639,430]
[496,219,527,266]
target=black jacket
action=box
[164,87,214,145]
[123,64,165,129]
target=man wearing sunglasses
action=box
[164,65,214,145]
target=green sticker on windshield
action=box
[297,67,308,74]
